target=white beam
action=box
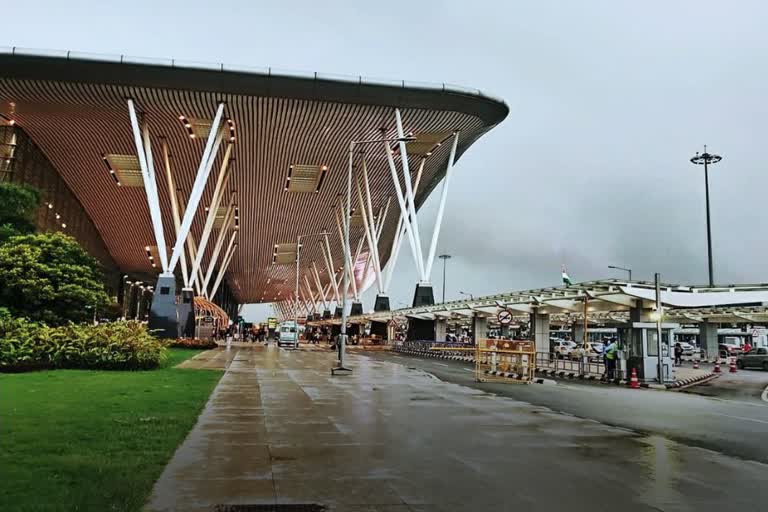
[209,230,237,299]
[424,132,459,279]
[334,206,358,299]
[322,234,340,303]
[190,141,233,288]
[201,200,235,296]
[394,108,426,281]
[162,141,189,287]
[168,102,226,272]
[355,176,383,293]
[383,134,424,281]
[384,157,426,292]
[127,99,169,273]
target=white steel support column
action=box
[322,235,340,303]
[394,108,426,282]
[176,190,204,295]
[127,99,169,273]
[360,160,384,289]
[384,157,426,292]
[334,206,358,299]
[162,141,189,287]
[201,200,235,296]
[424,132,459,279]
[355,177,383,293]
[382,135,424,281]
[312,262,328,311]
[305,274,321,311]
[168,102,226,273]
[209,230,237,299]
[190,142,234,288]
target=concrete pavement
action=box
[146,345,766,511]
[372,351,768,463]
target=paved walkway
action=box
[147,345,766,511]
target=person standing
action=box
[674,342,683,366]
[603,338,618,381]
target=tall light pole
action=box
[608,265,632,281]
[690,146,722,287]
[438,254,451,303]
[459,290,474,301]
[333,133,414,376]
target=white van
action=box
[278,321,299,348]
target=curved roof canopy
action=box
[0,48,508,303]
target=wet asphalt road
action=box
[363,351,768,463]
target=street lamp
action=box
[333,133,415,376]
[690,146,722,287]
[608,265,632,281]
[438,254,451,303]
[459,290,474,301]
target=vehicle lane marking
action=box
[762,384,768,403]
[710,412,768,425]
[434,362,449,367]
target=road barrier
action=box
[475,339,536,383]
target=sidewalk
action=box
[146,345,764,511]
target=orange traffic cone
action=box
[713,359,721,373]
[629,368,640,389]
[730,358,738,373]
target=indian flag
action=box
[562,265,572,286]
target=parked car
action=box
[569,342,604,360]
[736,347,768,370]
[719,343,742,358]
[678,341,700,356]
[551,340,577,358]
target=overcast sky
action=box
[5,1,768,321]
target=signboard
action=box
[497,310,513,325]
[267,317,278,329]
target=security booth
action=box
[626,322,678,383]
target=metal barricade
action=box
[475,339,535,383]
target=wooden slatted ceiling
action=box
[0,78,488,303]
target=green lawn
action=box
[0,348,222,512]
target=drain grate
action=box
[214,505,325,512]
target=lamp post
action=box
[459,290,474,301]
[333,134,414,375]
[295,231,328,341]
[690,146,722,287]
[438,254,451,303]
[608,265,632,281]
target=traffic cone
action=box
[629,368,640,389]
[713,359,721,373]
[729,358,737,373]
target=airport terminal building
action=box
[0,47,507,332]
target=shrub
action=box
[0,232,111,325]
[170,337,218,349]
[0,316,167,372]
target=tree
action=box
[0,182,41,244]
[0,232,110,325]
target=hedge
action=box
[170,337,218,349]
[0,315,167,372]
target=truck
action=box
[277,320,299,348]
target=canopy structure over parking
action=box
[0,47,508,336]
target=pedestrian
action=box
[602,338,618,381]
[674,342,683,366]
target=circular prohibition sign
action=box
[497,310,513,325]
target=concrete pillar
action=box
[148,275,178,339]
[700,320,719,360]
[472,315,488,344]
[435,318,447,342]
[412,283,434,307]
[572,324,584,345]
[178,288,195,338]
[533,313,550,353]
